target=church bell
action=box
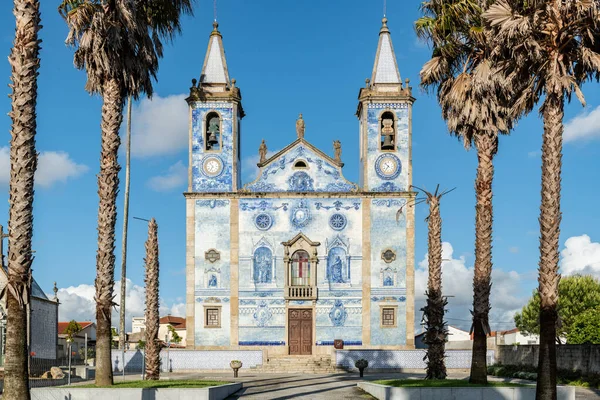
[381,134,394,150]
[207,132,219,147]
[381,118,395,150]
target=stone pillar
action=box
[230,199,239,346]
[185,198,196,348]
[405,194,416,348]
[361,199,371,346]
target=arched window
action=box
[380,111,396,150]
[205,112,221,151]
[294,160,308,169]
[291,250,310,286]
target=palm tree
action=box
[58,0,193,385]
[119,96,132,351]
[3,1,41,398]
[484,2,600,398]
[144,218,160,380]
[415,186,451,380]
[416,0,515,384]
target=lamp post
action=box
[165,333,171,375]
[66,337,72,385]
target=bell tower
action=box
[357,18,414,192]
[187,21,244,193]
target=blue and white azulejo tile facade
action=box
[185,16,416,355]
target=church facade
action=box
[185,18,416,355]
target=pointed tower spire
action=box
[200,21,230,88]
[371,18,401,85]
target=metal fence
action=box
[0,355,94,394]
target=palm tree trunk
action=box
[119,96,132,350]
[4,1,41,398]
[95,78,123,386]
[469,132,496,384]
[536,94,563,400]
[423,195,447,380]
[144,219,160,380]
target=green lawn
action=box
[374,379,526,388]
[74,380,230,389]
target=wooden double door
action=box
[288,309,312,355]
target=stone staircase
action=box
[250,355,338,374]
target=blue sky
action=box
[1,0,599,332]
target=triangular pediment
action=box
[243,139,358,193]
[282,232,320,248]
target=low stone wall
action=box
[31,382,242,400]
[111,349,263,372]
[496,345,600,374]
[336,350,495,370]
[357,382,575,400]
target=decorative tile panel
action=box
[366,105,409,192]
[112,350,263,372]
[336,350,495,370]
[244,144,358,193]
[191,105,235,192]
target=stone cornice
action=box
[186,85,245,118]
[356,85,416,116]
[183,191,417,199]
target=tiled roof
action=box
[58,321,94,335]
[159,315,185,326]
[200,22,229,85]
[372,18,401,84]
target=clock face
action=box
[202,157,223,177]
[380,158,397,175]
[375,154,401,180]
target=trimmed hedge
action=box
[488,364,600,389]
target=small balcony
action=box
[285,286,317,301]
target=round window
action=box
[255,213,273,231]
[329,213,347,231]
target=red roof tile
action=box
[159,315,185,326]
[58,321,94,335]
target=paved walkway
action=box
[155,371,600,400]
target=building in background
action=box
[185,18,415,355]
[415,326,471,349]
[496,328,540,345]
[0,268,58,368]
[159,315,186,348]
[57,321,96,362]
[131,316,145,334]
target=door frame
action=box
[285,302,316,356]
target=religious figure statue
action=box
[259,139,267,163]
[296,113,305,138]
[208,275,217,288]
[254,247,272,284]
[333,140,342,162]
[330,256,344,283]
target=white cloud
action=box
[509,247,519,254]
[415,242,525,332]
[51,279,185,333]
[560,234,600,278]
[564,106,600,143]
[147,161,187,192]
[130,94,189,157]
[527,150,541,158]
[0,147,88,188]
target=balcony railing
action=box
[285,286,317,300]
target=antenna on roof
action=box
[383,0,387,18]
[213,0,218,22]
